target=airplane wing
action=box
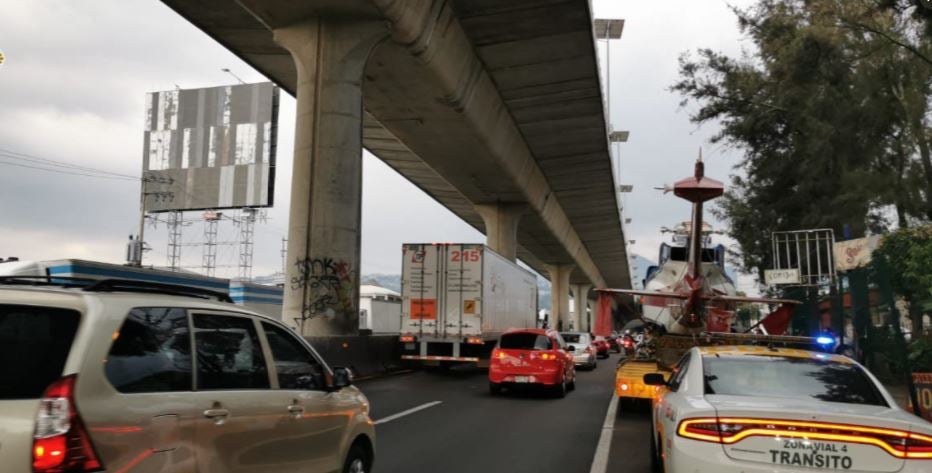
[597,288,689,299]
[702,294,801,305]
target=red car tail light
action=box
[676,417,932,459]
[33,375,103,472]
[537,353,557,361]
[492,349,506,360]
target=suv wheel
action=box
[343,445,370,473]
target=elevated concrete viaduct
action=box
[161,0,632,335]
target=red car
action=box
[592,336,611,358]
[489,328,576,397]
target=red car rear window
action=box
[499,333,552,350]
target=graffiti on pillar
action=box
[291,257,356,320]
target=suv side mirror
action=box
[332,367,354,389]
[643,373,667,386]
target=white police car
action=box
[644,345,932,472]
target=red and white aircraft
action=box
[603,157,796,335]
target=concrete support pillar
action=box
[584,299,595,332]
[571,284,592,332]
[274,19,385,336]
[474,203,526,262]
[547,264,574,331]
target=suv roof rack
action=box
[83,279,233,303]
[0,275,96,287]
[0,276,233,303]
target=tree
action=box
[873,225,932,334]
[672,0,932,279]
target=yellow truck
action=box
[614,332,818,404]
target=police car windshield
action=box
[702,355,886,406]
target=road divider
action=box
[374,401,443,425]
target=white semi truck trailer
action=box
[399,243,538,365]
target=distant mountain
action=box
[361,273,401,293]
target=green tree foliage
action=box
[874,225,932,333]
[672,0,932,278]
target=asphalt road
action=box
[357,352,655,473]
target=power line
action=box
[0,157,139,181]
[0,147,139,180]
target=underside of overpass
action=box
[161,0,632,333]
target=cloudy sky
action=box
[0,0,758,291]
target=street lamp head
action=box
[609,130,630,143]
[594,19,625,39]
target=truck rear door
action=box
[402,244,441,337]
[445,244,483,338]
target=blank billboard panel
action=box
[141,82,279,212]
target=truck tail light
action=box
[466,337,483,345]
[676,417,932,459]
[33,375,103,472]
[400,335,415,343]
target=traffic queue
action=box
[487,328,628,397]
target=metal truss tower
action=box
[237,208,258,280]
[166,210,183,271]
[202,211,221,277]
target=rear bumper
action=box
[489,368,562,385]
[400,355,480,362]
[666,437,921,473]
[572,354,596,366]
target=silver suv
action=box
[0,278,375,473]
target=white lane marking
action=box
[374,401,443,425]
[589,394,619,473]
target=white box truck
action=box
[399,243,538,365]
[359,284,402,334]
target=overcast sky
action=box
[0,0,758,292]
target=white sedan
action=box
[644,345,932,472]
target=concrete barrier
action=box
[305,334,403,379]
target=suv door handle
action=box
[287,404,305,417]
[203,408,230,424]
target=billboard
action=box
[141,82,279,212]
[833,235,882,272]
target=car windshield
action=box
[702,355,886,406]
[499,333,551,351]
[0,304,80,399]
[561,333,589,344]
